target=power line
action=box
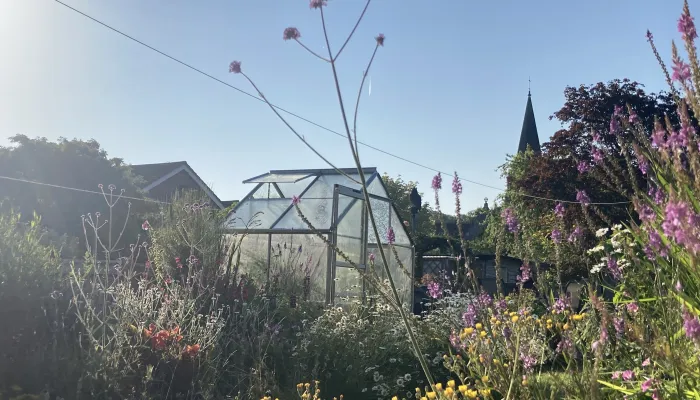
[0,175,170,204]
[51,0,631,206]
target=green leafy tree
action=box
[0,135,155,256]
[381,173,435,239]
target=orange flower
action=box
[143,323,156,339]
[170,326,183,342]
[182,344,200,358]
[151,330,170,350]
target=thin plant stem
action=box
[352,44,379,158]
[294,39,330,62]
[318,6,436,389]
[333,0,372,62]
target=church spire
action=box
[517,81,541,154]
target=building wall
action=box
[472,257,522,295]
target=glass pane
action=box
[268,234,327,303]
[225,199,290,229]
[245,172,314,183]
[303,174,363,199]
[367,198,391,244]
[276,176,315,198]
[251,183,281,199]
[273,197,343,230]
[366,176,389,198]
[337,198,362,238]
[390,207,411,245]
[334,267,363,303]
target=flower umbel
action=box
[283,27,301,41]
[229,61,242,74]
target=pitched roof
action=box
[130,161,224,209]
[131,162,188,186]
[517,91,541,154]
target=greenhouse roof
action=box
[223,167,412,246]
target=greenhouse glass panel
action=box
[268,234,327,302]
[303,174,363,199]
[390,208,411,245]
[366,176,389,198]
[335,196,364,266]
[251,183,282,199]
[275,176,315,198]
[244,172,314,183]
[272,197,353,230]
[226,199,290,229]
[367,197,391,244]
[334,267,363,304]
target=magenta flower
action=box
[462,304,477,327]
[607,257,622,280]
[613,104,623,116]
[611,371,621,380]
[576,189,590,206]
[551,296,569,314]
[642,358,651,367]
[672,58,692,82]
[577,161,589,174]
[291,195,301,205]
[591,146,604,164]
[683,308,700,342]
[501,207,519,233]
[629,110,639,124]
[622,370,635,381]
[375,33,385,47]
[609,114,620,135]
[613,316,625,337]
[517,262,531,283]
[568,226,583,243]
[452,174,462,195]
[283,27,301,41]
[229,61,242,74]
[387,226,395,244]
[554,202,565,218]
[651,127,667,148]
[431,173,442,190]
[551,228,562,244]
[369,252,376,263]
[427,281,442,299]
[309,0,327,9]
[679,8,698,40]
[142,220,151,231]
[626,301,639,314]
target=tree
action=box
[381,174,435,239]
[0,135,155,256]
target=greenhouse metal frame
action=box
[223,168,414,306]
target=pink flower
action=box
[145,260,152,269]
[142,220,151,231]
[679,8,698,41]
[387,227,395,244]
[375,33,385,47]
[501,207,519,233]
[672,58,692,83]
[577,161,589,174]
[98,183,104,189]
[369,253,376,263]
[622,370,634,381]
[291,195,301,205]
[229,61,242,74]
[629,111,639,124]
[611,371,621,380]
[309,0,327,9]
[165,276,172,285]
[554,202,565,218]
[431,173,442,190]
[576,189,590,206]
[642,358,651,367]
[626,301,639,314]
[283,27,301,41]
[452,173,462,195]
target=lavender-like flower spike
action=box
[554,202,565,218]
[431,173,442,190]
[387,226,396,244]
[283,27,301,41]
[501,207,519,233]
[679,1,698,41]
[576,189,590,206]
[229,61,242,74]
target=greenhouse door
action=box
[328,185,368,304]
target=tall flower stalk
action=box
[228,0,435,388]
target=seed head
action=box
[283,27,301,41]
[375,33,385,47]
[309,0,327,9]
[229,61,242,74]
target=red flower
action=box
[182,344,200,358]
[151,329,170,350]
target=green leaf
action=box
[596,380,634,395]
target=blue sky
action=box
[0,0,690,214]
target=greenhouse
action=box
[223,168,414,306]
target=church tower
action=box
[517,88,541,154]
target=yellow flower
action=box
[495,320,502,326]
[563,323,571,330]
[297,383,304,389]
[445,387,454,397]
[481,376,489,384]
[475,323,483,330]
[415,388,422,394]
[546,319,552,324]
[490,317,497,323]
[511,315,519,323]
[466,389,479,398]
[392,397,399,400]
[493,359,500,365]
[509,312,517,317]
[435,383,443,391]
[522,378,528,386]
[479,354,485,363]
[573,314,584,321]
[479,330,487,338]
[480,389,491,396]
[463,327,474,335]
[427,392,437,399]
[421,398,427,400]
[458,385,468,394]
[447,380,456,388]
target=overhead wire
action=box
[0,175,171,204]
[50,0,631,206]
